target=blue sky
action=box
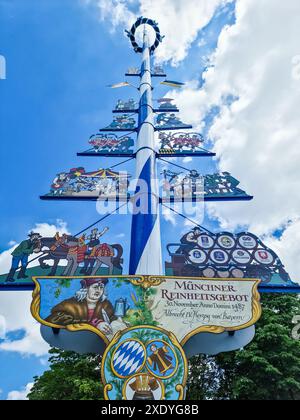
[0,0,235,256]
[0,0,269,400]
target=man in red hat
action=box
[46,278,116,336]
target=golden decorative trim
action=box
[31,275,261,353]
[103,384,113,400]
[175,384,185,400]
[129,276,166,289]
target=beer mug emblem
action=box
[114,298,130,318]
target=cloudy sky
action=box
[1,0,300,399]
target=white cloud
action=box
[139,0,232,65]
[7,383,33,401]
[159,0,300,284]
[0,248,18,277]
[86,0,136,30]
[0,220,69,274]
[0,291,49,357]
[85,0,232,65]
[0,221,69,356]
[205,2,300,238]
[173,0,300,237]
[264,220,300,285]
[167,81,207,129]
[0,315,6,339]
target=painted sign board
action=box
[31,275,261,399]
[155,113,192,131]
[165,227,299,291]
[152,65,166,76]
[158,132,215,157]
[0,228,123,288]
[1,227,297,293]
[161,170,253,202]
[125,66,166,77]
[154,98,179,113]
[113,99,137,113]
[101,115,137,132]
[78,133,135,157]
[41,168,131,200]
[31,275,261,347]
[126,67,140,76]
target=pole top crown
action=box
[125,17,164,54]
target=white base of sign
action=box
[183,326,255,358]
[40,326,106,355]
[41,325,255,357]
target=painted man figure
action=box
[46,278,116,336]
[62,235,87,277]
[177,227,202,254]
[181,227,201,245]
[6,232,42,283]
[51,172,70,195]
[159,132,173,151]
[80,227,109,275]
[119,136,134,153]
[147,344,174,376]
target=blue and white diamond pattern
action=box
[113,340,145,378]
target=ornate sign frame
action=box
[31,275,262,347]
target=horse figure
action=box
[38,235,77,276]
[38,235,123,276]
[80,243,123,275]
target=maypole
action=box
[3,14,300,403]
[129,24,162,275]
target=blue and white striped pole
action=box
[129,28,163,275]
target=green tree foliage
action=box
[28,348,103,400]
[28,294,300,400]
[187,294,300,400]
[187,355,222,400]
